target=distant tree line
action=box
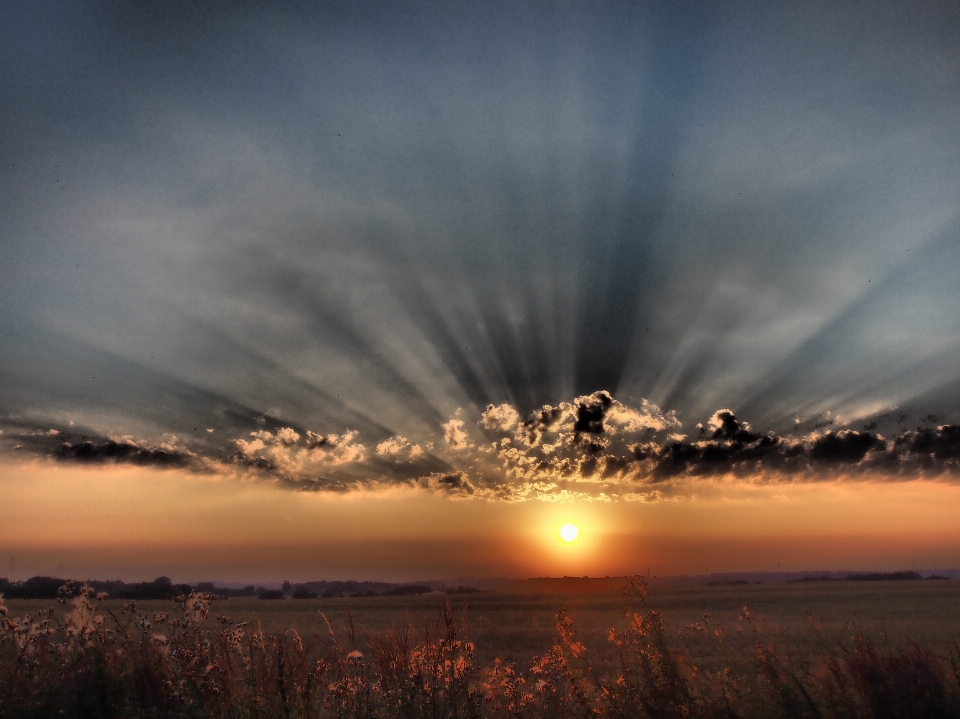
[791,571,951,583]
[0,576,457,601]
[0,576,197,600]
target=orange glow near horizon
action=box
[2,460,960,583]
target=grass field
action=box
[5,579,960,717]
[9,579,960,668]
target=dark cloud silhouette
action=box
[809,430,885,464]
[57,439,195,467]
[573,390,614,436]
[0,421,202,471]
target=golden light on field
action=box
[558,523,580,543]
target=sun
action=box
[558,523,580,543]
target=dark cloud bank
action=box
[4,392,960,501]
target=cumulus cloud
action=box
[4,393,960,500]
[511,391,680,450]
[416,470,475,497]
[608,399,681,434]
[275,427,301,446]
[479,403,520,432]
[231,427,367,474]
[472,397,960,496]
[376,435,425,461]
[442,419,471,451]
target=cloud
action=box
[230,427,367,474]
[572,390,614,435]
[517,405,567,448]
[0,421,202,471]
[57,439,197,468]
[808,430,885,464]
[634,414,960,482]
[416,470,475,497]
[608,399,681,434]
[513,391,681,450]
[471,398,960,496]
[707,410,760,443]
[479,404,520,432]
[895,424,960,463]
[275,427,301,446]
[442,419,471,451]
[375,435,425,461]
[4,393,960,500]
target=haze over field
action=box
[2,1,960,581]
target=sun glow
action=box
[558,523,580,543]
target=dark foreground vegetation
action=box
[3,579,960,718]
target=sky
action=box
[2,0,960,582]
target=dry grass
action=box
[3,579,960,718]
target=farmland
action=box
[8,579,960,669]
[4,578,960,717]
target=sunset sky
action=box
[3,1,960,583]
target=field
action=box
[11,579,960,665]
[4,579,960,717]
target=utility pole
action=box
[8,556,15,581]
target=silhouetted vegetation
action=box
[847,571,924,581]
[116,576,196,600]
[0,576,80,599]
[0,576,255,601]
[793,571,943,583]
[793,574,836,582]
[381,584,432,596]
[3,578,960,718]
